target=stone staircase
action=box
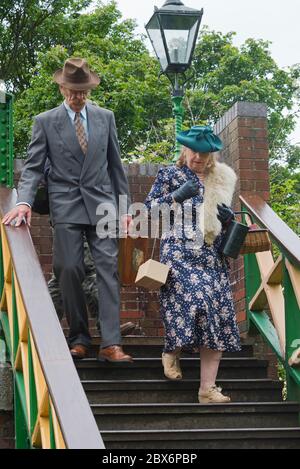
[71,335,300,449]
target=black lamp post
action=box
[146,0,203,158]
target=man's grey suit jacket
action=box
[17,102,131,226]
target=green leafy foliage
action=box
[0,0,93,92]
[3,1,299,233]
[270,164,300,235]
[186,29,300,164]
[13,2,172,157]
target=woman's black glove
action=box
[217,203,235,225]
[172,180,199,203]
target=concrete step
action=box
[75,357,268,380]
[91,402,300,431]
[82,379,283,404]
[70,337,254,358]
[86,335,253,358]
[101,427,300,449]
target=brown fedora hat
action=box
[53,57,100,90]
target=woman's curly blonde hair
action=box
[176,147,218,175]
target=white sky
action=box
[115,0,300,144]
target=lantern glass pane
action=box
[160,14,199,64]
[185,21,198,64]
[146,15,168,71]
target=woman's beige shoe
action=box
[162,351,182,380]
[198,385,231,404]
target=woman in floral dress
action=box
[144,126,241,404]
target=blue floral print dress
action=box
[144,164,241,353]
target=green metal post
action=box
[0,92,14,188]
[15,373,30,448]
[283,257,300,402]
[28,330,38,437]
[240,209,261,334]
[171,73,185,162]
[8,94,14,187]
[0,233,4,300]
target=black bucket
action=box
[220,219,249,259]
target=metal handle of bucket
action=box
[233,210,254,225]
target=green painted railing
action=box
[0,90,104,449]
[0,93,14,188]
[0,188,104,449]
[240,194,300,403]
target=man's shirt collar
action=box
[63,100,87,121]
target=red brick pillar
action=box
[215,102,270,333]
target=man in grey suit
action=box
[3,57,133,362]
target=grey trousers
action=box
[53,223,121,349]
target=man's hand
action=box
[121,214,134,235]
[2,205,32,227]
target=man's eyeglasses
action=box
[68,89,89,96]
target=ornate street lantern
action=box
[146,1,203,159]
[146,0,203,74]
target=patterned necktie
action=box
[74,112,88,155]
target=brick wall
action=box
[15,101,270,338]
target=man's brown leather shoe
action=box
[98,345,133,363]
[70,344,89,359]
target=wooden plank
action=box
[265,283,286,356]
[39,389,49,418]
[39,417,51,449]
[4,283,13,356]
[31,337,48,417]
[15,343,22,371]
[4,257,12,284]
[249,284,267,311]
[267,255,283,285]
[14,275,28,342]
[0,226,12,284]
[249,281,285,355]
[0,285,7,311]
[50,401,66,450]
[254,250,274,279]
[32,420,41,448]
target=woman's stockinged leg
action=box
[198,346,231,403]
[199,346,222,392]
